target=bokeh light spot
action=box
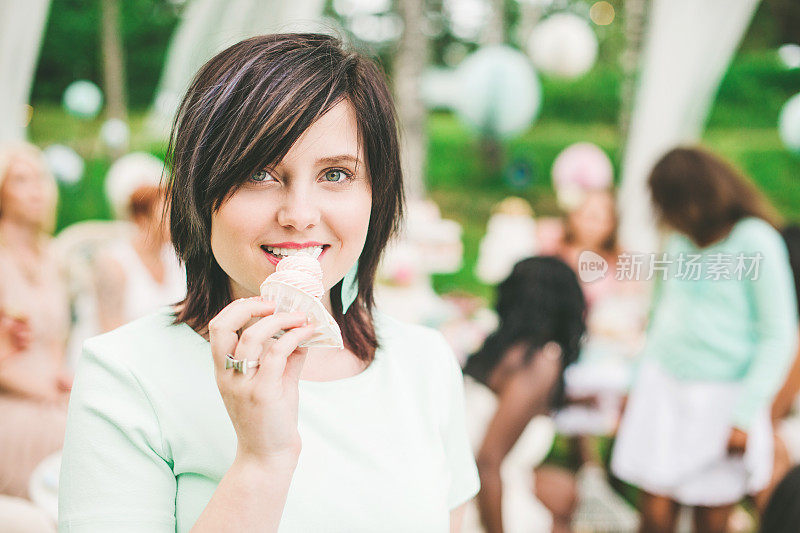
[590,1,615,26]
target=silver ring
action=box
[225,353,260,375]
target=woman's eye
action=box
[322,169,351,183]
[250,169,274,182]
[251,170,269,182]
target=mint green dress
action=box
[58,309,480,532]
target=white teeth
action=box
[265,245,324,259]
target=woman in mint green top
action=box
[58,34,479,532]
[644,216,798,429]
[610,147,798,533]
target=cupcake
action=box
[260,252,344,348]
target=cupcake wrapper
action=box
[261,281,344,349]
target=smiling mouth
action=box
[261,244,328,260]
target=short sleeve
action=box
[435,333,481,509]
[58,339,177,532]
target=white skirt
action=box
[610,358,773,506]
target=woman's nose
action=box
[276,189,320,230]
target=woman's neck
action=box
[0,218,41,253]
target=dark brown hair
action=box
[648,147,780,247]
[165,33,404,362]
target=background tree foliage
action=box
[26,0,800,299]
[32,0,179,108]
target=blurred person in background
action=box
[0,310,56,530]
[540,187,647,500]
[93,153,185,332]
[611,147,799,533]
[0,319,55,531]
[541,189,622,309]
[478,190,623,310]
[754,224,800,510]
[0,142,70,499]
[759,464,800,533]
[462,256,586,533]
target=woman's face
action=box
[568,191,616,250]
[0,155,53,228]
[210,99,372,307]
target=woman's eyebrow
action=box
[316,154,361,166]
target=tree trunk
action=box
[514,1,542,48]
[100,0,127,121]
[394,0,429,201]
[618,0,648,141]
[482,0,505,46]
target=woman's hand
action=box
[208,297,316,466]
[0,311,31,361]
[727,427,748,455]
[9,315,32,352]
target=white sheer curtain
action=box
[0,0,51,143]
[146,0,326,139]
[617,0,761,253]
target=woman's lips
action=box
[263,245,329,265]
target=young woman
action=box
[462,256,587,533]
[58,34,479,532]
[538,189,622,310]
[610,147,799,533]
[0,142,71,499]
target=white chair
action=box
[27,452,61,526]
[53,220,133,370]
[0,494,55,533]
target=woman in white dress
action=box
[59,33,480,532]
[93,154,186,331]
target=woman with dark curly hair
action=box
[462,256,587,533]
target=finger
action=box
[232,311,309,363]
[256,326,316,384]
[283,347,309,383]
[208,298,276,373]
[541,342,562,361]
